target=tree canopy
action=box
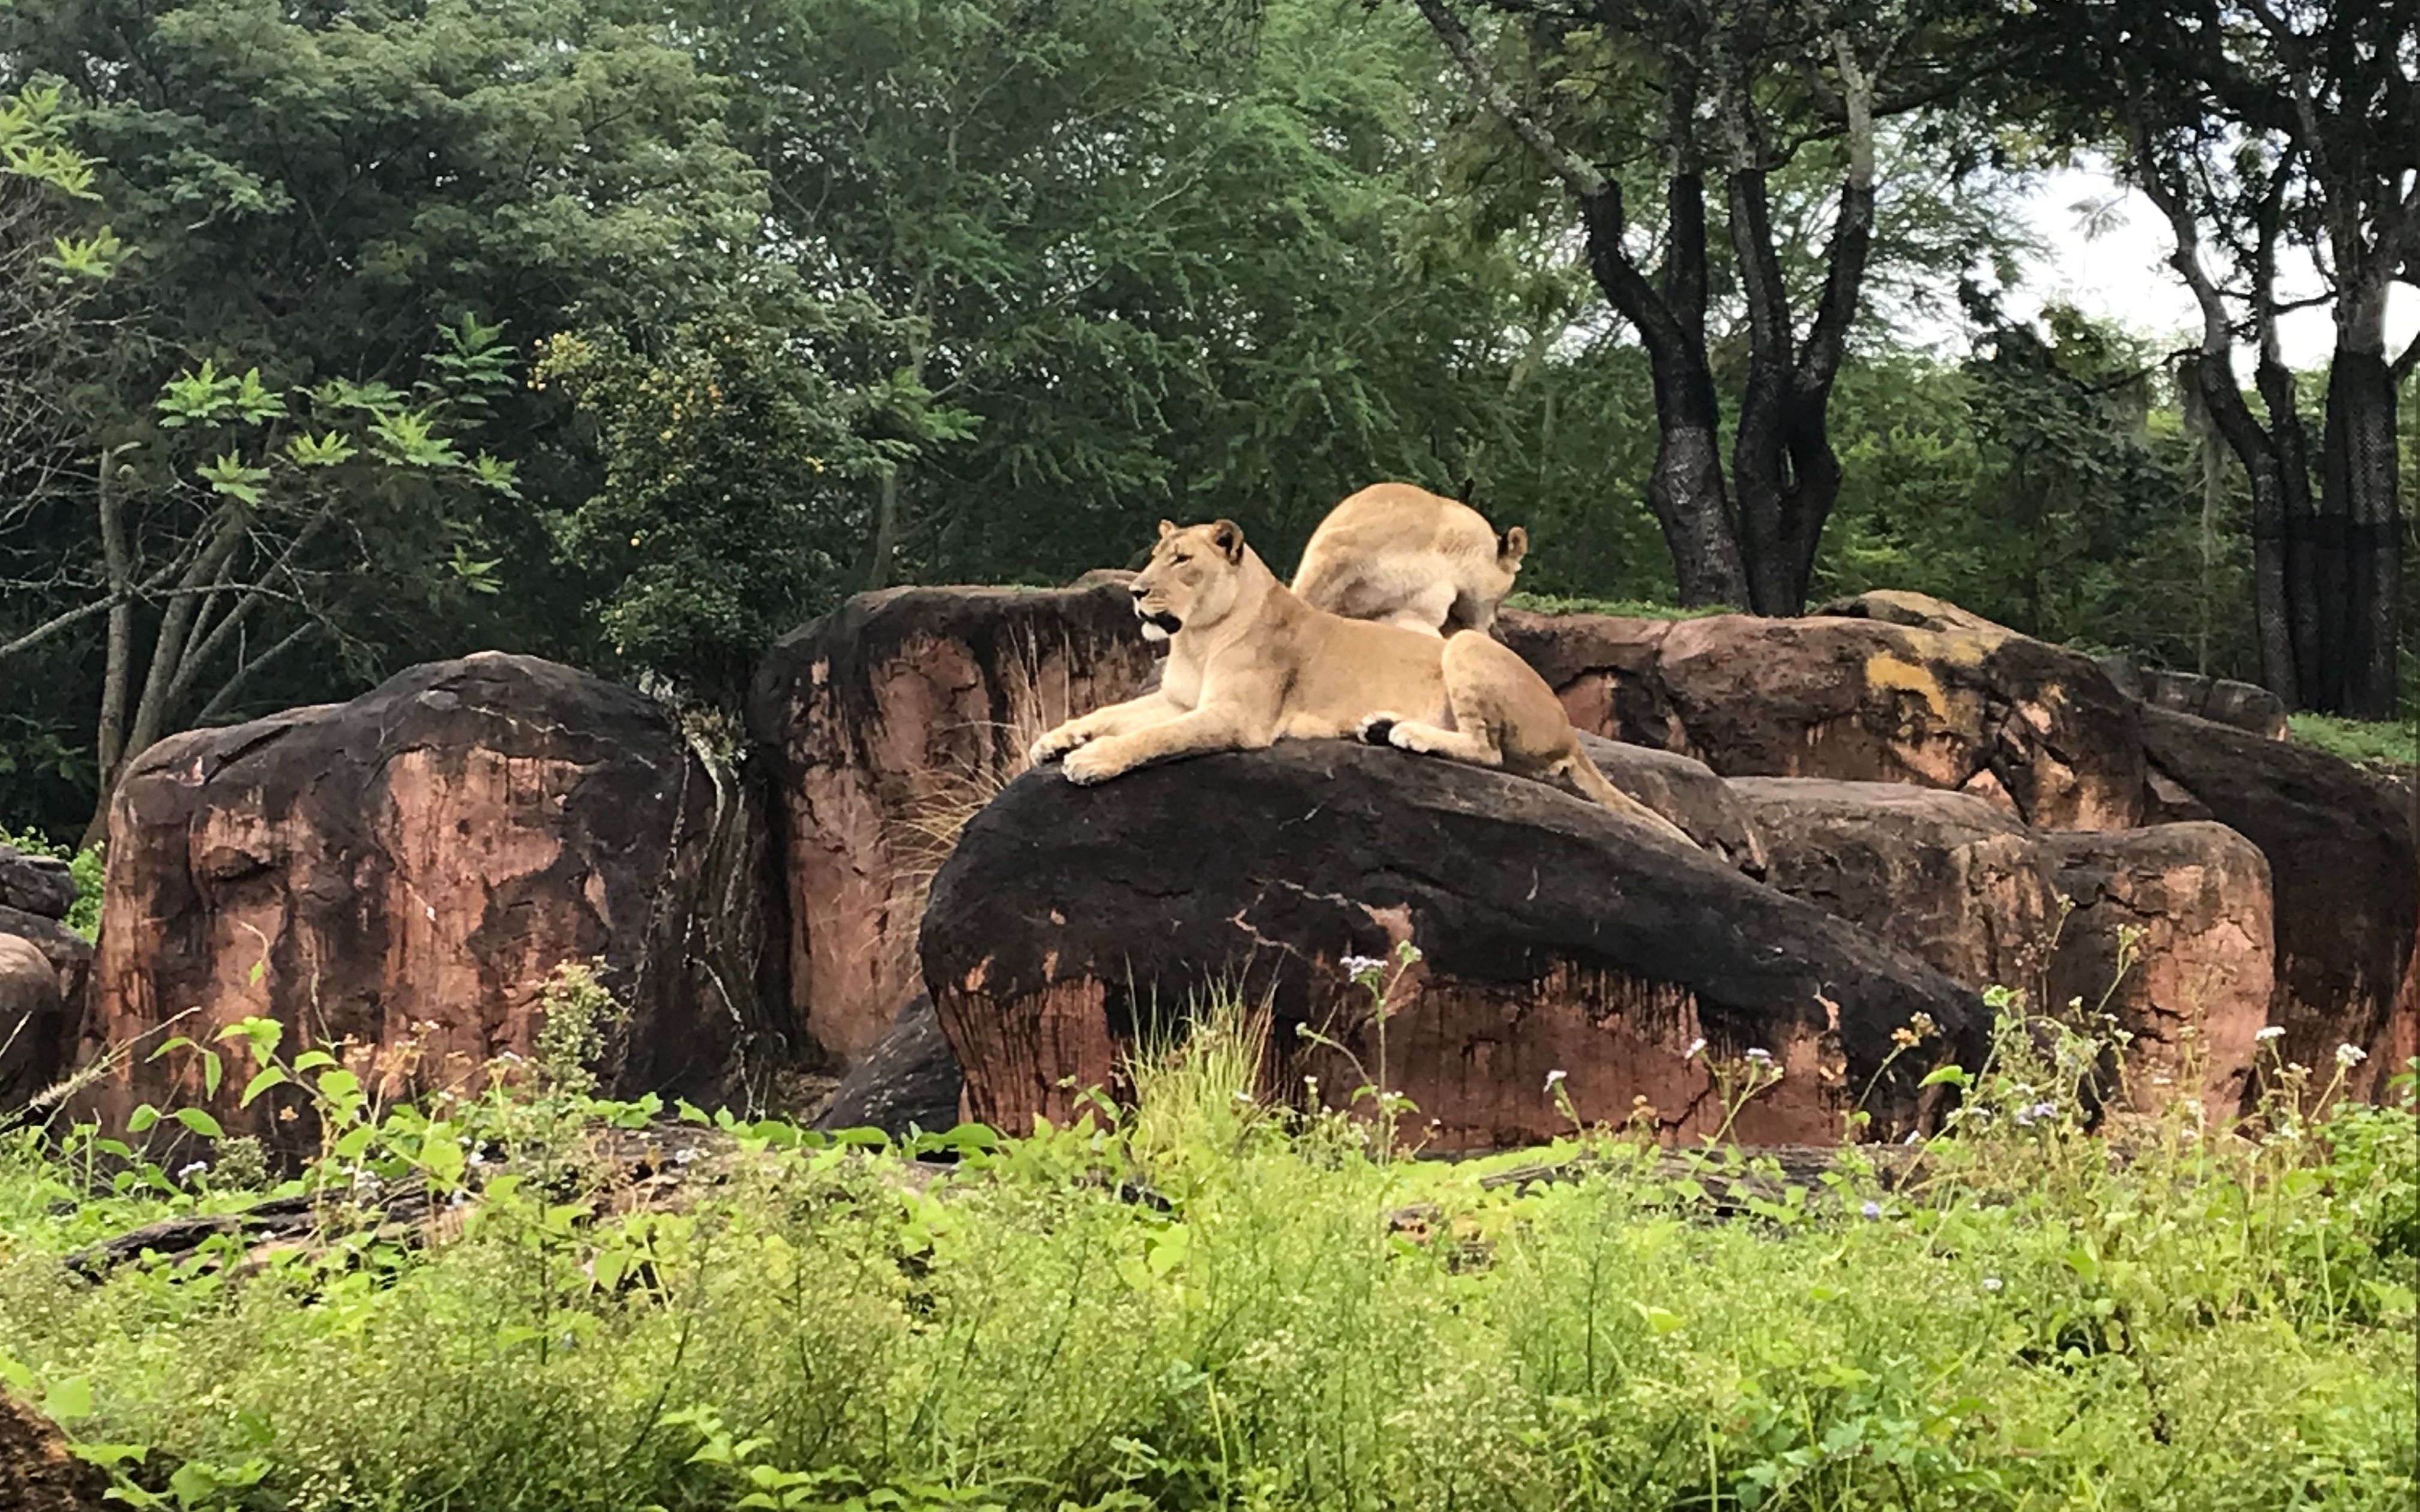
[0,0,2409,836]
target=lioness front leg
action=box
[1061,707,1264,785]
[1029,693,1178,768]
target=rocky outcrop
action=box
[87,653,774,1143]
[1,843,90,1118]
[1,934,69,1116]
[814,993,965,1138]
[922,741,1984,1150]
[1727,779,2060,992]
[748,583,1164,1064]
[2095,657,2289,739]
[1497,592,2145,830]
[2040,824,2275,1120]
[0,845,75,920]
[2137,706,2418,1090]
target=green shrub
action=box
[0,988,2412,1511]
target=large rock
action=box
[2039,825,2275,1121]
[921,742,1985,1150]
[0,844,76,920]
[748,582,1168,1064]
[1726,779,2060,991]
[2095,656,2289,739]
[1,933,70,1115]
[814,992,965,1138]
[2138,706,2418,1094]
[1497,592,2145,830]
[86,653,772,1142]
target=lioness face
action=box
[1130,518,1248,642]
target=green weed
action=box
[0,970,2411,1511]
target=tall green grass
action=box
[0,983,2412,1512]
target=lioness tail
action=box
[1560,752,1696,846]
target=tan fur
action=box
[1031,519,1693,844]
[1289,482,1528,636]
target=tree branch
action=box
[1409,0,1607,198]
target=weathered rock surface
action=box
[814,992,965,1137]
[1497,592,2145,830]
[1,933,70,1115]
[922,742,1985,1150]
[0,843,91,1097]
[87,653,771,1142]
[2040,824,2275,1120]
[2137,706,2418,1093]
[0,1390,105,1512]
[748,582,1167,1064]
[1727,779,2060,992]
[0,844,76,920]
[2095,656,2289,739]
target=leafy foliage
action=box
[0,982,2412,1511]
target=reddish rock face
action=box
[2041,824,2275,1123]
[1498,593,2146,830]
[747,583,1161,1063]
[86,653,760,1142]
[921,741,1985,1150]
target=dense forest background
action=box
[0,0,2412,841]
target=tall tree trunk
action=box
[1578,178,1750,607]
[83,446,138,852]
[2325,344,2400,717]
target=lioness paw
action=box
[1028,726,1085,768]
[1355,713,1401,746]
[1059,743,1127,785]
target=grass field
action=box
[1,976,2413,1512]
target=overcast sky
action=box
[2005,161,2419,371]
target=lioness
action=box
[1030,518,1693,842]
[1290,481,1526,636]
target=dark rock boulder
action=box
[0,844,76,921]
[921,741,1984,1151]
[814,993,965,1138]
[1,934,69,1117]
[2138,706,2418,1095]
[1497,593,2145,830]
[88,653,777,1143]
[749,583,1163,1064]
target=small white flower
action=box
[1684,1037,1707,1060]
[175,1160,209,1183]
[1340,954,1386,976]
[1544,1069,1568,1093]
[2256,1025,2286,1043]
[1982,1276,2003,1293]
[2335,1043,2368,1068]
[1860,1201,1881,1220]
[1744,1048,1775,1065]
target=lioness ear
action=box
[1500,524,1528,568]
[1157,519,1179,540]
[1209,518,1245,563]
